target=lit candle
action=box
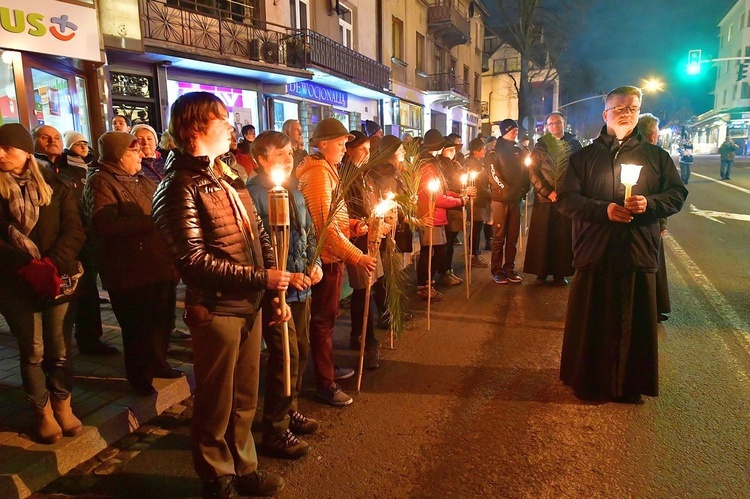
[469,171,477,188]
[524,155,532,167]
[620,163,643,199]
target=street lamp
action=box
[642,78,664,93]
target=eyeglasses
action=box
[547,120,564,127]
[605,106,640,115]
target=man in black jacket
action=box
[487,119,530,284]
[152,92,291,498]
[557,86,687,405]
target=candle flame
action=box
[427,179,440,192]
[270,168,287,187]
[620,164,643,186]
[460,173,468,184]
[469,171,478,180]
[524,156,532,166]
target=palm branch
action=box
[538,134,573,191]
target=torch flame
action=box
[427,179,440,192]
[524,156,532,166]
[374,198,397,216]
[385,191,396,201]
[270,167,287,187]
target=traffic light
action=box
[687,49,701,75]
[738,62,749,81]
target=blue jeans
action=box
[0,296,73,408]
[720,159,732,179]
[679,162,691,184]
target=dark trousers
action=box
[188,311,261,480]
[350,288,377,347]
[417,243,446,286]
[490,201,521,275]
[73,251,103,346]
[262,298,310,433]
[720,159,733,179]
[309,263,343,390]
[442,230,459,273]
[483,223,493,249]
[1,296,73,407]
[108,281,174,386]
[471,221,484,256]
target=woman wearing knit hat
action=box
[83,131,182,396]
[0,123,86,444]
[131,124,165,183]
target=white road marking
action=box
[665,234,750,355]
[689,204,750,224]
[691,172,750,195]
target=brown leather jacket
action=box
[152,150,274,316]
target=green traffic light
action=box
[687,63,701,75]
[687,49,701,75]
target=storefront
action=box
[391,99,423,139]
[450,107,480,145]
[0,0,102,137]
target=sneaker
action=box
[288,410,319,435]
[471,255,489,268]
[261,429,309,459]
[202,475,238,499]
[417,285,444,301]
[493,273,508,284]
[235,471,285,497]
[78,339,119,356]
[505,270,522,283]
[333,366,354,380]
[437,271,462,286]
[552,276,569,286]
[316,383,353,406]
[365,344,380,369]
[170,327,191,340]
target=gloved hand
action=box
[17,257,62,299]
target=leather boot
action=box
[31,396,63,444]
[51,395,83,437]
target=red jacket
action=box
[416,154,463,227]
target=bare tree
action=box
[486,0,582,136]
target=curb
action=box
[0,372,193,499]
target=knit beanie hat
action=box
[498,119,518,137]
[63,131,88,150]
[0,123,34,154]
[130,124,158,143]
[362,120,382,137]
[98,131,139,163]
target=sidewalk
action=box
[0,290,193,499]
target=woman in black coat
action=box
[0,124,85,443]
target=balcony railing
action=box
[139,0,305,70]
[427,0,471,48]
[427,73,469,97]
[299,30,391,93]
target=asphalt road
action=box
[37,154,750,498]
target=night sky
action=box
[559,0,735,118]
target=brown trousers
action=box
[187,309,261,481]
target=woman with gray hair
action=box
[0,123,85,443]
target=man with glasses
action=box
[524,112,581,285]
[557,86,687,405]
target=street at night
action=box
[31,155,750,498]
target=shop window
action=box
[31,68,77,133]
[273,99,299,131]
[0,50,19,124]
[166,80,258,136]
[111,72,153,99]
[113,103,154,128]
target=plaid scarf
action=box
[7,170,42,258]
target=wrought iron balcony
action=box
[427,0,471,48]
[139,0,305,71]
[427,73,469,98]
[298,30,391,93]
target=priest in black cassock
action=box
[556,86,688,404]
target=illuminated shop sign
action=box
[0,0,101,61]
[286,81,348,107]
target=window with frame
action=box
[339,4,352,49]
[463,65,469,85]
[290,0,309,30]
[474,72,480,99]
[742,82,750,99]
[416,32,425,72]
[392,17,404,61]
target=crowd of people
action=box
[0,85,687,497]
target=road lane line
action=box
[690,172,750,195]
[665,234,750,355]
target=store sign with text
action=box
[0,0,101,61]
[286,81,348,107]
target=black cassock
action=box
[557,126,687,399]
